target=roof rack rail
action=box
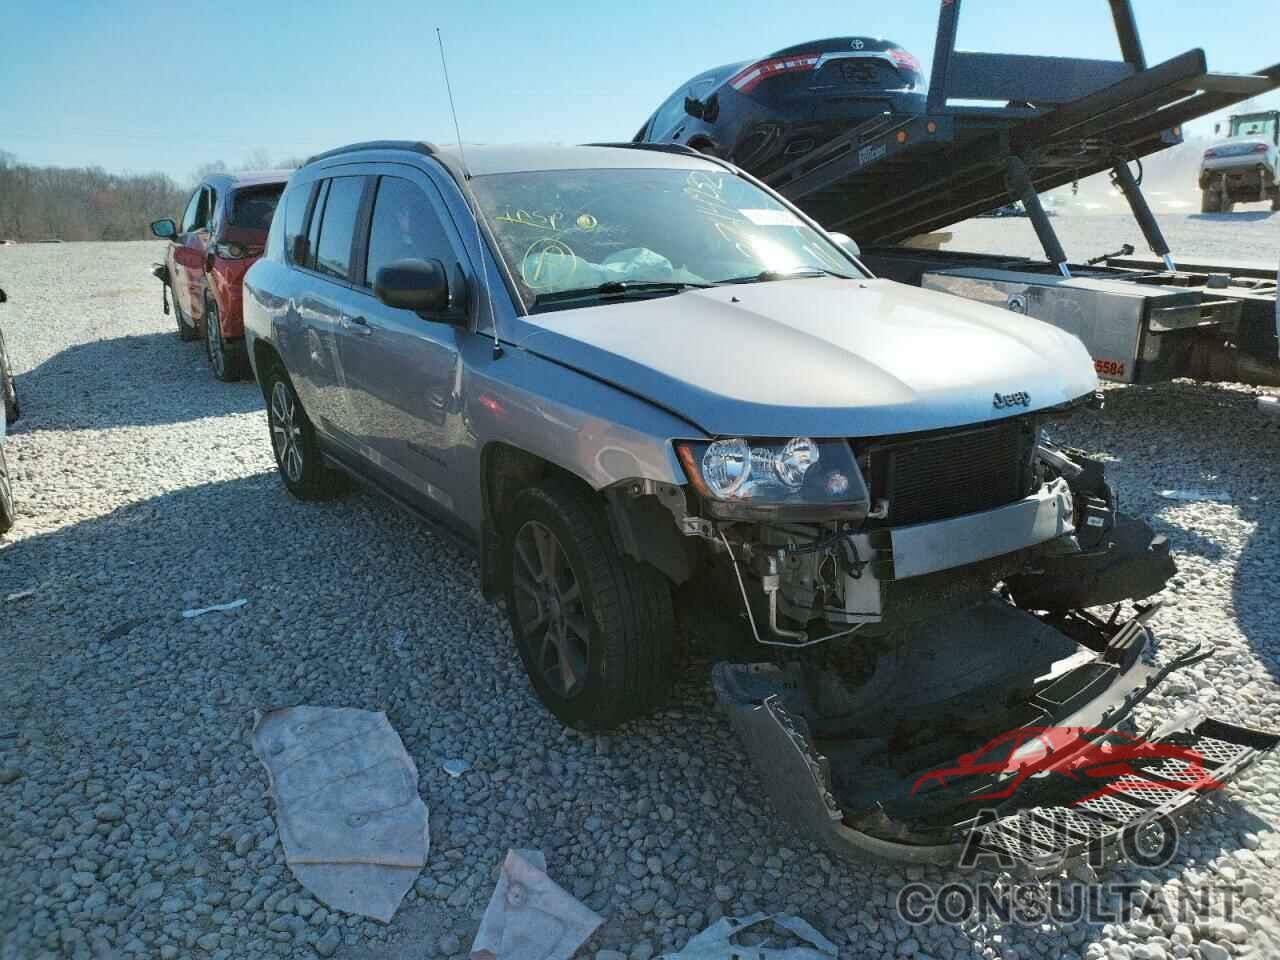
[303,140,439,166]
[584,141,705,158]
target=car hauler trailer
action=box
[761,0,1280,385]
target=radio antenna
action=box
[437,27,502,359]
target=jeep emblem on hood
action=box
[993,390,1031,409]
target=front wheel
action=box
[503,480,675,730]
[173,292,199,341]
[264,368,345,501]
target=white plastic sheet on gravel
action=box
[1,238,1278,960]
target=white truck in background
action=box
[1200,110,1280,213]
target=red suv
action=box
[151,171,289,380]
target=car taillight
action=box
[1252,143,1270,153]
[1203,148,1219,158]
[887,48,921,74]
[214,242,260,260]
[728,53,820,93]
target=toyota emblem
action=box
[851,39,865,49]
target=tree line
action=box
[0,150,304,243]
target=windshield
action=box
[468,167,861,309]
[1230,115,1278,140]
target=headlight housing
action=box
[676,437,870,520]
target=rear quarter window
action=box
[282,182,316,266]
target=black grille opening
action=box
[859,419,1037,527]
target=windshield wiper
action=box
[532,279,711,308]
[715,267,854,285]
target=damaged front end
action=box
[667,415,1278,869]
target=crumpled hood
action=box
[519,277,1097,438]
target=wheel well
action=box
[478,443,691,599]
[252,339,284,395]
[480,444,590,599]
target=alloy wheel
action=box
[206,301,225,378]
[512,520,590,698]
[269,381,304,483]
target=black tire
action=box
[204,294,246,382]
[0,445,14,535]
[1200,190,1221,214]
[263,366,345,501]
[503,479,676,730]
[1272,194,1280,212]
[0,327,18,425]
[173,290,199,341]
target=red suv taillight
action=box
[1204,148,1219,158]
[1252,143,1270,153]
[213,241,261,260]
[887,48,921,73]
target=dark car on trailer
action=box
[150,171,290,380]
[634,36,926,177]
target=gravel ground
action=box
[1,237,1279,960]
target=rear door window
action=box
[313,176,366,281]
[361,176,455,289]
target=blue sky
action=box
[1,0,1276,182]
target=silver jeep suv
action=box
[240,141,1280,865]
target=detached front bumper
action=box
[714,603,1279,871]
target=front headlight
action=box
[676,437,869,520]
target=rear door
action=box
[335,166,470,516]
[289,174,372,451]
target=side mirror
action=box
[829,231,861,258]
[150,218,177,239]
[683,96,704,119]
[374,258,453,316]
[1214,122,1221,135]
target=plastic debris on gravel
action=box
[252,706,429,922]
[468,848,602,959]
[658,912,839,959]
[181,597,248,618]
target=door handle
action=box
[342,315,374,336]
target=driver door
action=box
[171,185,214,325]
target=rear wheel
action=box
[1200,190,1222,214]
[204,295,246,382]
[264,367,345,501]
[503,479,675,730]
[0,446,14,535]
[0,327,19,425]
[1272,193,1280,212]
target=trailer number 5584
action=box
[1094,358,1126,377]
